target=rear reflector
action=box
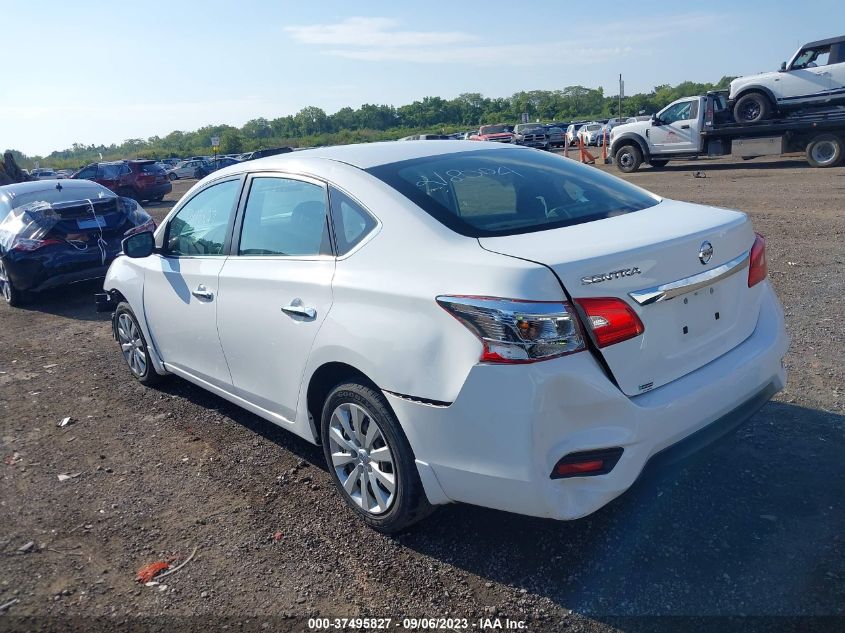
[574,297,644,348]
[551,448,624,479]
[748,233,768,287]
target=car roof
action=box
[230,140,513,170]
[803,35,845,49]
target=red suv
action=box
[72,160,172,203]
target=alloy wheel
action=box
[0,261,11,303]
[116,313,147,378]
[811,140,836,165]
[327,402,396,515]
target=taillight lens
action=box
[574,297,644,348]
[748,233,767,287]
[436,296,586,363]
[11,237,63,252]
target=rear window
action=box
[136,162,164,174]
[366,148,659,237]
[8,184,114,209]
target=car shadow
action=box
[656,158,814,172]
[154,374,326,471]
[15,279,110,322]
[393,401,845,620]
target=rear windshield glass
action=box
[7,184,113,209]
[137,162,164,173]
[366,148,659,237]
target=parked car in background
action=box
[729,35,845,123]
[546,126,566,148]
[241,147,294,162]
[167,159,211,181]
[625,116,653,124]
[73,160,172,203]
[565,123,585,145]
[399,134,451,140]
[0,179,154,306]
[100,141,787,534]
[30,168,60,180]
[512,124,549,149]
[207,157,242,172]
[160,158,180,168]
[578,122,604,146]
[470,124,514,143]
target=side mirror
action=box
[780,61,787,71]
[651,114,662,126]
[122,230,155,258]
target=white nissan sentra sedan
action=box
[98,141,788,532]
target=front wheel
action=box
[614,144,643,173]
[321,382,433,533]
[733,92,772,124]
[168,173,177,181]
[114,302,163,386]
[806,134,844,168]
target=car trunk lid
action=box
[478,199,764,396]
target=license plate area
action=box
[674,286,724,341]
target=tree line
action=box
[9,78,733,169]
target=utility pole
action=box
[619,74,624,121]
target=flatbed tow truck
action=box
[609,92,845,172]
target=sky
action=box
[1,0,843,156]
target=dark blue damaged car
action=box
[0,179,155,307]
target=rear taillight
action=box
[436,296,586,363]
[574,297,644,348]
[748,233,767,287]
[11,237,62,252]
[551,448,624,479]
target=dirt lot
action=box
[1,157,843,632]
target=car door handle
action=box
[282,302,316,319]
[191,285,214,301]
[680,124,690,129]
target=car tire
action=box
[806,134,844,168]
[168,173,177,181]
[733,92,772,124]
[615,144,643,173]
[650,159,670,169]
[321,381,433,534]
[0,261,26,307]
[114,302,163,386]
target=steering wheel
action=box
[546,205,577,220]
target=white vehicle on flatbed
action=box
[610,93,845,172]
[729,35,845,124]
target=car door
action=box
[141,176,243,389]
[827,43,845,98]
[216,174,335,423]
[649,99,698,153]
[775,46,833,104]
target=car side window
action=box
[238,177,331,257]
[660,102,694,124]
[792,47,830,69]
[328,187,377,255]
[166,179,240,256]
[77,166,96,179]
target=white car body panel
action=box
[103,141,789,520]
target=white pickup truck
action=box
[609,93,845,173]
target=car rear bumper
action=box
[138,182,172,199]
[385,283,788,520]
[3,246,121,292]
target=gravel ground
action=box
[1,157,843,633]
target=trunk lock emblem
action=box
[699,241,713,265]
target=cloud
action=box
[285,17,477,48]
[286,14,719,66]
